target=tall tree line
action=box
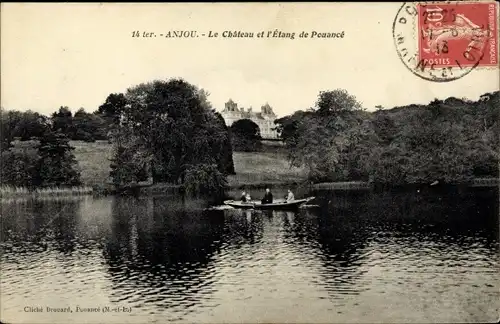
[274,90,499,185]
[1,106,110,149]
[1,78,237,193]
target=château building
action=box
[220,99,279,139]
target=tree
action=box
[0,108,18,151]
[230,118,262,152]
[51,106,74,137]
[461,92,499,178]
[368,144,409,185]
[97,93,127,124]
[214,112,236,175]
[14,111,49,141]
[276,90,499,185]
[109,144,149,187]
[35,131,81,187]
[368,100,477,184]
[1,109,49,149]
[109,78,235,194]
[315,88,364,116]
[73,108,107,141]
[280,89,369,182]
[371,110,397,145]
[184,164,228,197]
[274,110,312,144]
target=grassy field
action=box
[70,140,307,188]
[71,141,114,187]
[228,150,306,187]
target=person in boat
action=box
[245,192,252,201]
[286,189,295,202]
[261,188,273,204]
[240,191,247,202]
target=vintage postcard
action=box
[1,2,499,324]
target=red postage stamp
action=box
[417,1,498,69]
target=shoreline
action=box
[1,178,498,200]
[313,178,500,191]
[0,186,94,199]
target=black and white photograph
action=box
[1,2,499,323]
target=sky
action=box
[1,2,498,118]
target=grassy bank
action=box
[1,185,93,198]
[313,181,371,190]
[313,178,499,190]
[69,140,307,189]
[70,140,114,187]
[228,150,307,187]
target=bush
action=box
[0,148,40,188]
[183,164,228,196]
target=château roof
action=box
[222,99,276,118]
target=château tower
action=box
[221,99,278,139]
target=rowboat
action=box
[223,197,315,210]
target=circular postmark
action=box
[392,1,494,82]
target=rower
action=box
[261,188,273,204]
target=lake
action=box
[1,187,498,323]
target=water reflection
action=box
[102,196,226,320]
[222,209,264,246]
[280,208,372,301]
[2,198,82,256]
[0,188,498,323]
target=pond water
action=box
[1,187,498,323]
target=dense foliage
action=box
[0,106,108,147]
[275,90,499,184]
[35,131,82,187]
[109,144,149,188]
[0,131,81,188]
[72,108,108,142]
[183,164,227,197]
[0,79,235,194]
[0,108,49,151]
[105,78,235,194]
[214,112,236,175]
[229,118,263,152]
[97,93,127,126]
[1,106,83,189]
[0,145,40,188]
[52,106,107,142]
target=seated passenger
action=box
[286,189,295,202]
[240,191,247,202]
